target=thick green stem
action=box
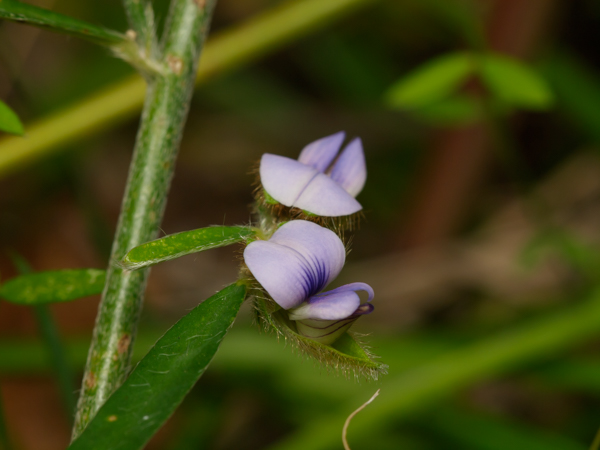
[72,0,217,438]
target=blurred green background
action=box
[4,0,600,449]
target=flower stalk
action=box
[72,0,218,438]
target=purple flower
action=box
[244,220,374,344]
[260,132,367,217]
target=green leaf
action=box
[478,54,554,110]
[120,226,256,270]
[67,283,246,450]
[412,94,481,125]
[0,100,24,135]
[0,0,125,46]
[0,269,105,305]
[385,52,474,109]
[423,405,586,450]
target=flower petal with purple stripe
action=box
[244,221,345,310]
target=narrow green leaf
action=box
[385,52,474,109]
[120,226,256,270]
[0,100,24,135]
[67,283,246,450]
[0,269,105,305]
[0,0,125,46]
[479,54,554,110]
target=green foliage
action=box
[0,269,105,305]
[0,0,124,45]
[410,94,480,125]
[0,100,24,136]
[385,52,473,109]
[540,52,600,143]
[422,405,585,450]
[479,53,554,110]
[120,226,256,270]
[67,283,246,450]
[268,287,600,450]
[385,51,553,124]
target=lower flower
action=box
[242,220,386,379]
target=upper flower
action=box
[260,132,367,217]
[244,220,374,344]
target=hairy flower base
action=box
[253,192,363,234]
[250,289,387,380]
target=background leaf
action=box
[67,283,246,450]
[479,53,554,110]
[385,52,473,109]
[0,0,124,45]
[120,226,256,270]
[0,100,24,135]
[0,269,105,305]
[411,94,481,125]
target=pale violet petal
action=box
[294,173,362,216]
[244,221,346,309]
[315,282,374,302]
[269,220,345,293]
[260,154,317,207]
[297,131,346,172]
[288,282,374,321]
[244,241,316,309]
[288,290,359,321]
[329,138,367,197]
[295,317,356,345]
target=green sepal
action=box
[263,189,279,205]
[119,226,256,270]
[252,292,386,380]
[0,269,105,305]
[0,100,24,135]
[67,283,246,450]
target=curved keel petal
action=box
[295,317,357,345]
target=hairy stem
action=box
[72,0,218,438]
[122,0,157,59]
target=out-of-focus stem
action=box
[71,0,218,438]
[9,254,77,421]
[0,392,12,450]
[33,305,77,420]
